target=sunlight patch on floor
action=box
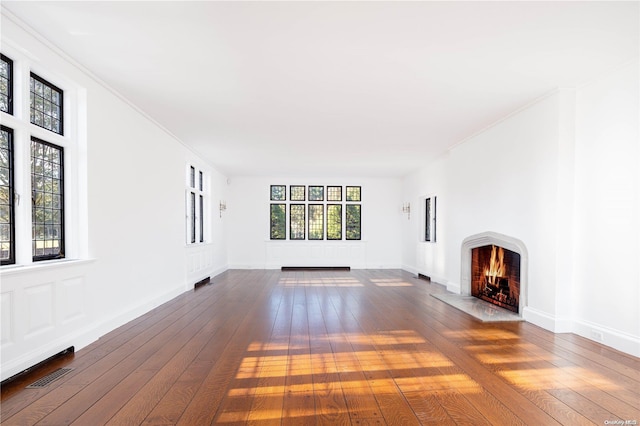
[370,278,414,287]
[443,328,520,340]
[498,366,621,391]
[278,277,364,287]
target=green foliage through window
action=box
[31,137,64,260]
[308,204,324,240]
[1,54,12,114]
[30,73,63,135]
[290,185,305,201]
[269,185,360,241]
[346,204,361,240]
[271,185,286,201]
[346,186,361,202]
[270,204,286,239]
[290,204,305,240]
[0,126,14,264]
[309,186,324,201]
[327,204,342,240]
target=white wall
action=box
[402,60,640,356]
[228,176,403,269]
[404,92,565,315]
[573,60,639,352]
[0,14,228,380]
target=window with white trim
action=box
[0,48,83,266]
[0,126,14,264]
[31,137,64,260]
[268,185,361,241]
[186,165,207,244]
[1,54,13,115]
[424,196,437,242]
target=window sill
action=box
[0,258,96,277]
[265,240,367,243]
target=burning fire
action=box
[484,245,506,286]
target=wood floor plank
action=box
[2,269,638,426]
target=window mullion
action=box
[12,128,33,265]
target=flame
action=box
[484,245,506,286]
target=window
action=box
[186,165,206,244]
[1,54,13,114]
[308,204,324,240]
[327,204,342,240]
[425,196,437,242]
[346,186,361,202]
[30,73,63,135]
[268,184,361,241]
[31,138,64,260]
[0,50,85,267]
[290,185,305,201]
[327,186,342,201]
[1,126,14,264]
[346,204,361,240]
[290,204,305,240]
[198,171,204,241]
[309,186,324,201]
[271,185,286,201]
[270,204,286,239]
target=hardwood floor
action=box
[2,269,639,425]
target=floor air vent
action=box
[281,266,350,271]
[26,368,73,389]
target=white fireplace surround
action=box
[460,231,528,317]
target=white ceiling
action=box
[3,1,638,178]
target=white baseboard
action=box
[572,319,640,358]
[1,325,94,382]
[522,306,571,332]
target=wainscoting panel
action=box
[265,241,367,268]
[186,243,215,287]
[24,283,55,339]
[1,291,13,347]
[60,277,86,325]
[0,260,92,381]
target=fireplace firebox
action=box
[471,244,521,313]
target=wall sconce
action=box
[219,200,227,218]
[402,202,411,220]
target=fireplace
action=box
[471,245,521,313]
[461,232,528,316]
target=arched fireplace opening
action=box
[461,232,528,316]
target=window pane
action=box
[199,194,204,243]
[327,186,342,201]
[270,204,286,239]
[346,204,361,240]
[309,186,324,201]
[30,73,63,135]
[290,185,305,201]
[190,166,195,188]
[190,192,196,243]
[346,186,361,202]
[0,54,12,115]
[425,198,431,242]
[433,196,437,242]
[270,185,286,201]
[290,204,305,240]
[308,204,324,240]
[0,126,14,264]
[199,171,204,191]
[327,204,342,240]
[31,138,64,260]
